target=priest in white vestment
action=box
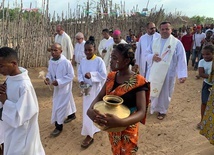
[46,43,77,136]
[135,22,160,77]
[103,30,127,73]
[55,25,74,61]
[98,29,112,58]
[145,22,187,120]
[78,37,107,148]
[73,32,86,71]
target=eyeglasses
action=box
[150,27,156,30]
[76,38,82,40]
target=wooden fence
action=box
[0,0,188,67]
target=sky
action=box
[4,0,214,18]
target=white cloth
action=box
[205,28,214,34]
[192,33,206,49]
[149,35,178,97]
[103,39,127,73]
[78,56,107,137]
[55,32,74,60]
[135,32,160,77]
[2,67,45,155]
[98,37,112,56]
[46,55,77,124]
[199,59,213,85]
[145,35,187,114]
[74,40,86,64]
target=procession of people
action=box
[0,21,214,155]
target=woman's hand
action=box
[87,108,107,126]
[96,113,123,128]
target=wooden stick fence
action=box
[0,0,188,67]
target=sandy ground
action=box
[1,66,214,155]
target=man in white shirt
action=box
[192,25,206,69]
[135,22,160,78]
[55,25,74,61]
[98,29,112,58]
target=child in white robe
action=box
[0,47,45,155]
[45,43,77,137]
[78,36,107,148]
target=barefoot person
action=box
[45,43,77,137]
[0,47,45,154]
[145,21,188,120]
[78,36,107,148]
[87,44,150,154]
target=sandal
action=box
[81,136,94,148]
[157,113,166,120]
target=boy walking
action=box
[0,47,45,154]
[45,43,76,137]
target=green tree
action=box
[0,7,43,21]
[0,8,20,21]
[190,15,206,25]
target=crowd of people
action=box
[0,22,214,155]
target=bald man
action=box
[55,25,74,61]
[45,43,77,137]
[103,30,127,72]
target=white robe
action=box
[46,55,77,124]
[98,37,112,56]
[2,67,45,155]
[145,36,187,114]
[0,120,3,144]
[74,40,86,72]
[135,32,160,77]
[55,32,74,60]
[74,40,86,64]
[78,56,107,138]
[103,39,127,73]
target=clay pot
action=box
[93,95,130,132]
